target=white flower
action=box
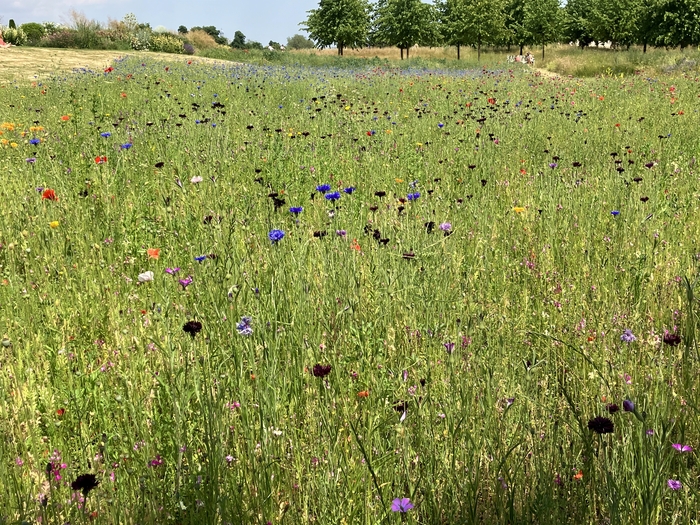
[138,271,154,283]
[190,176,203,184]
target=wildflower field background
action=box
[0,55,699,523]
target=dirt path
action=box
[0,47,227,82]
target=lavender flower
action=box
[621,329,636,343]
[668,479,682,490]
[623,399,635,412]
[391,498,414,512]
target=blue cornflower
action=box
[100,132,111,138]
[236,316,253,336]
[343,187,355,194]
[316,184,331,193]
[269,229,285,244]
[438,122,444,128]
[194,255,207,262]
[407,192,421,201]
[29,138,41,145]
[120,143,132,150]
[289,206,304,215]
[325,192,341,202]
[623,399,635,412]
[611,210,620,216]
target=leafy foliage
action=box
[303,0,371,55]
[372,0,441,58]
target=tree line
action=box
[302,0,700,59]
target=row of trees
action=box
[302,0,700,58]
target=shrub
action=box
[184,43,195,55]
[129,27,152,50]
[38,30,80,48]
[186,30,218,50]
[2,27,28,46]
[20,23,45,45]
[148,33,184,54]
[42,22,63,35]
[287,34,315,50]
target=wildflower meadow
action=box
[0,56,699,523]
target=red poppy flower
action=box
[42,189,58,201]
[104,67,114,73]
[56,408,65,416]
[487,97,496,104]
[95,156,107,164]
[60,115,70,121]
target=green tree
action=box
[287,34,316,49]
[20,22,45,45]
[302,0,371,55]
[436,0,467,58]
[372,0,441,59]
[446,0,506,61]
[178,25,188,34]
[654,0,700,48]
[504,0,529,54]
[524,0,562,59]
[564,0,596,48]
[190,26,228,45]
[231,30,246,48]
[588,0,639,48]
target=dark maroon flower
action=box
[607,403,619,414]
[588,416,614,434]
[663,333,681,346]
[312,364,332,378]
[71,473,99,497]
[183,320,202,337]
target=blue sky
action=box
[3,0,320,45]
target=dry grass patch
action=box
[0,47,227,82]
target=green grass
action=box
[0,55,698,523]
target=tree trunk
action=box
[338,44,344,56]
[400,48,403,60]
[477,41,481,61]
[542,42,545,60]
[520,43,523,55]
[643,41,647,53]
[457,44,460,60]
[406,46,410,59]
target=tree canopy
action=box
[302,0,371,55]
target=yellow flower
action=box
[513,207,526,213]
[344,106,351,111]
[395,178,404,183]
[10,143,18,148]
[0,139,7,145]
[49,221,59,229]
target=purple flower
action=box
[336,229,347,237]
[668,479,682,490]
[623,399,635,412]
[29,138,41,145]
[100,132,111,138]
[391,498,414,512]
[343,187,355,194]
[672,444,693,453]
[179,276,193,289]
[549,163,558,169]
[269,229,285,244]
[236,316,253,336]
[26,157,37,164]
[439,222,452,231]
[646,429,655,436]
[165,267,180,275]
[443,342,455,354]
[621,329,636,343]
[407,192,421,201]
[149,455,163,467]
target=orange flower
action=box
[95,156,107,164]
[357,390,369,398]
[573,470,583,481]
[147,248,160,259]
[487,97,496,104]
[350,239,361,252]
[56,408,65,416]
[60,115,70,121]
[520,168,527,175]
[120,92,127,98]
[42,188,58,201]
